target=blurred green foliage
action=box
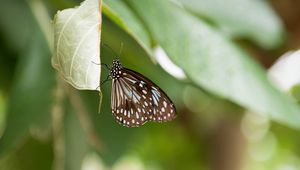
[0,0,300,170]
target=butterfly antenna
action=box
[101,42,119,58]
[100,75,111,86]
[119,42,124,57]
[91,61,110,70]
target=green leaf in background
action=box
[52,0,102,91]
[0,32,55,155]
[126,0,300,129]
[0,93,7,135]
[176,0,284,49]
[291,84,300,102]
[103,0,152,56]
[0,137,53,170]
[0,0,38,54]
[183,85,243,129]
[136,126,204,170]
[64,104,89,170]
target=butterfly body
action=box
[109,59,176,127]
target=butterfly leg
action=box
[100,75,111,86]
[95,75,111,91]
[100,63,110,70]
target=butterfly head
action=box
[110,59,123,79]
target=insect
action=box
[101,59,176,127]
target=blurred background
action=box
[1,0,300,170]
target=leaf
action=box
[0,0,38,54]
[268,49,300,91]
[0,137,53,170]
[291,85,300,102]
[0,32,55,155]
[183,85,243,127]
[175,0,284,49]
[64,104,89,170]
[102,0,152,56]
[52,0,102,91]
[127,0,300,129]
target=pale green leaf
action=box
[291,85,300,102]
[176,0,284,49]
[127,0,300,129]
[52,0,102,91]
[103,0,152,56]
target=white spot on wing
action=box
[142,90,147,94]
[163,101,167,107]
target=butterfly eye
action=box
[109,59,176,127]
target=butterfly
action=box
[102,59,176,127]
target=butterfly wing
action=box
[111,68,176,127]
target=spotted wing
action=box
[111,68,176,127]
